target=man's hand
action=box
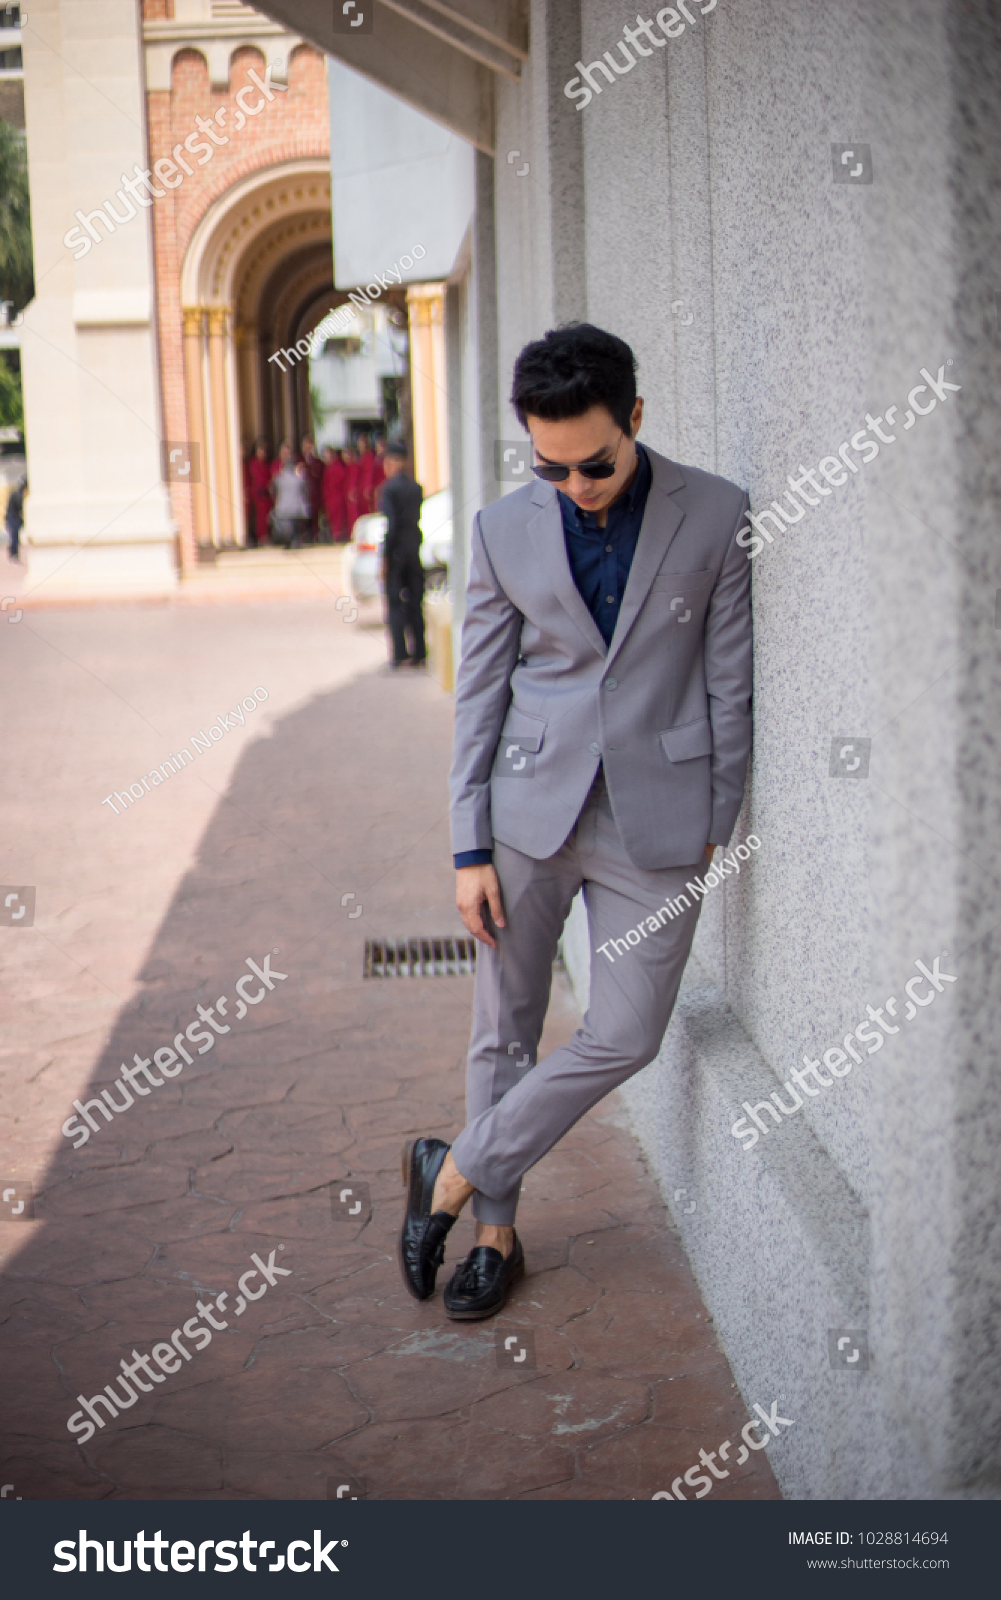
[456,864,506,948]
[704,843,715,866]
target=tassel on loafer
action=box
[443,1233,525,1321]
[398,1137,457,1300]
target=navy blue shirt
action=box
[558,441,651,648]
[455,445,652,868]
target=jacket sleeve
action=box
[448,511,524,856]
[704,494,753,846]
[377,478,397,561]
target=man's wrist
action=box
[454,849,493,869]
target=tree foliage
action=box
[0,351,23,430]
[0,120,34,314]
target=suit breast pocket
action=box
[649,569,714,627]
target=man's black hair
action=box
[511,323,638,437]
[384,440,408,459]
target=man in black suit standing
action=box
[378,443,426,669]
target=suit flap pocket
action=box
[661,716,713,762]
[500,730,544,754]
[500,709,547,754]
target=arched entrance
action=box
[179,157,333,546]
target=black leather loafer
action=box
[443,1233,525,1320]
[398,1137,457,1300]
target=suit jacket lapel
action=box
[526,482,608,659]
[605,450,686,668]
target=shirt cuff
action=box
[454,849,493,868]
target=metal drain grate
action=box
[364,936,478,978]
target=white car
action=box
[347,486,452,601]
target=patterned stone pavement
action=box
[0,595,779,1501]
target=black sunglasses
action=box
[531,433,623,483]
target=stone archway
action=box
[239,231,334,454]
[179,158,332,546]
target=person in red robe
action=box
[367,434,386,515]
[355,432,376,515]
[300,435,324,543]
[248,440,274,546]
[321,447,349,542]
[242,449,253,543]
[342,442,361,535]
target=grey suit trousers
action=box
[450,772,704,1223]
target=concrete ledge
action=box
[72,289,151,326]
[562,893,900,1499]
[23,541,178,600]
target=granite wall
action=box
[498,0,1001,1498]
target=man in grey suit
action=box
[399,323,752,1319]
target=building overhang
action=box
[255,0,529,154]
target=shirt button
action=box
[605,544,612,553]
[605,677,618,690]
[606,595,614,604]
[589,741,601,755]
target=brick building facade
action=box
[143,1,333,563]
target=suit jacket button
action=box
[589,742,601,755]
[605,677,618,690]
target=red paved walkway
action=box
[0,598,779,1501]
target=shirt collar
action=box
[558,442,651,531]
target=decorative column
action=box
[181,307,211,555]
[19,0,176,599]
[206,305,234,543]
[224,322,246,546]
[406,283,448,495]
[235,322,262,448]
[281,363,295,450]
[296,351,311,447]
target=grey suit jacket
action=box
[449,447,752,870]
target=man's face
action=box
[525,400,643,516]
